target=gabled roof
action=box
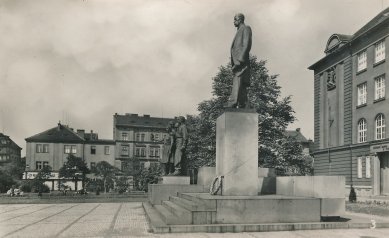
[285,129,309,143]
[25,123,85,143]
[114,113,173,129]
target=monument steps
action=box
[154,204,189,225]
[161,201,192,222]
[178,193,217,210]
[169,196,204,211]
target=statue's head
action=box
[234,13,245,27]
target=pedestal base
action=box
[216,111,259,195]
[161,176,190,185]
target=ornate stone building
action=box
[309,8,389,196]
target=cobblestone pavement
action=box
[0,203,389,238]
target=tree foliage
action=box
[186,55,312,175]
[59,154,89,190]
[134,164,162,192]
[91,161,117,193]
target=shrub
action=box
[349,185,357,203]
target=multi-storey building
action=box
[113,113,173,174]
[0,133,22,164]
[309,8,389,196]
[24,123,115,190]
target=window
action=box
[358,119,367,143]
[43,162,49,168]
[357,157,363,178]
[136,133,140,141]
[366,157,371,178]
[375,114,386,140]
[150,134,154,141]
[141,134,145,142]
[90,162,96,169]
[121,145,129,156]
[36,161,42,170]
[36,144,49,153]
[155,134,159,141]
[135,147,140,156]
[357,83,367,106]
[149,147,160,157]
[91,146,96,154]
[104,146,110,155]
[43,144,49,153]
[141,147,146,157]
[375,75,385,100]
[122,132,128,141]
[64,145,71,154]
[357,50,367,72]
[64,145,77,154]
[375,40,385,63]
[36,144,43,153]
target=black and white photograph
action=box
[1,0,389,237]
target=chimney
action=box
[77,129,85,138]
[57,122,61,131]
[296,128,301,132]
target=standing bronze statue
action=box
[224,13,252,108]
[171,116,188,175]
[160,121,175,175]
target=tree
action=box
[134,164,162,192]
[91,161,117,193]
[59,155,89,191]
[186,55,312,175]
[0,157,25,193]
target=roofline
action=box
[309,14,389,71]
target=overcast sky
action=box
[0,0,388,155]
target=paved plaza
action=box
[0,202,388,238]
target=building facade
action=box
[113,113,173,174]
[24,123,115,190]
[309,8,389,196]
[0,133,22,164]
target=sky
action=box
[0,0,388,156]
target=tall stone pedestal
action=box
[216,110,259,195]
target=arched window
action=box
[358,119,367,143]
[375,114,386,140]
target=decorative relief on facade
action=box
[327,66,336,91]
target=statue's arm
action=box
[239,26,252,63]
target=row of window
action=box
[121,145,160,157]
[357,114,386,143]
[36,144,110,155]
[121,132,161,142]
[357,39,386,72]
[357,75,385,106]
[357,156,371,179]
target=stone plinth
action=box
[197,167,216,187]
[216,110,259,195]
[161,176,190,185]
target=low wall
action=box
[276,176,346,217]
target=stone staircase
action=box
[144,193,217,228]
